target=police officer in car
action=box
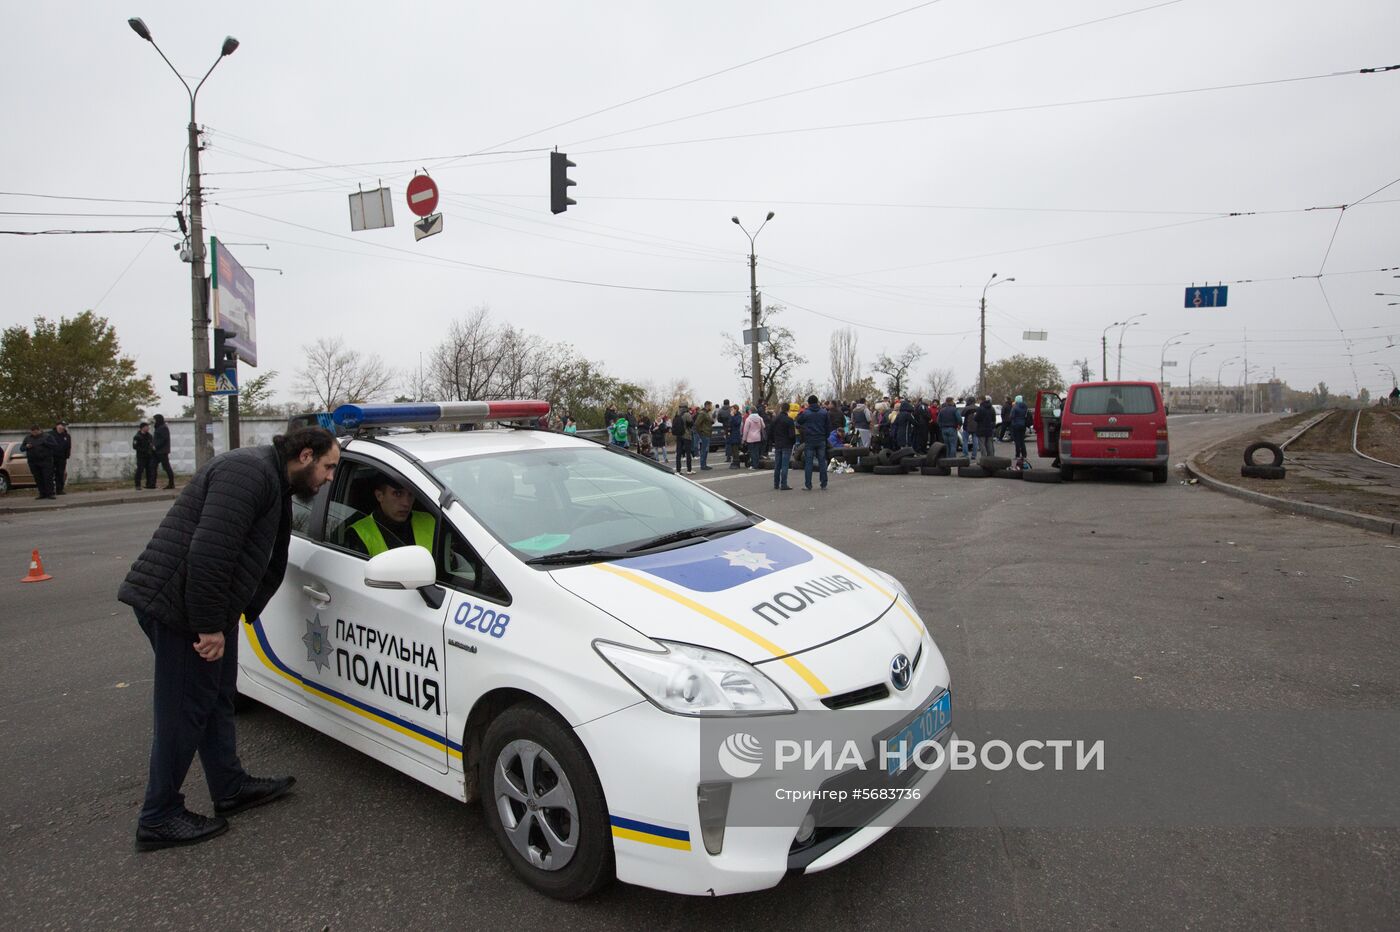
[348,474,435,556]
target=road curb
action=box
[1185,451,1398,537]
[0,490,178,515]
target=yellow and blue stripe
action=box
[242,616,464,760]
[609,815,692,851]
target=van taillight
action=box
[1156,428,1168,439]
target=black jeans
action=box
[137,611,246,824]
[1012,426,1028,459]
[54,459,67,494]
[675,438,693,472]
[156,454,175,487]
[135,455,156,489]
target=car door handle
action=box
[302,585,331,603]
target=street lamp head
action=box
[731,216,740,225]
[221,36,239,56]
[128,17,152,41]
[765,211,775,221]
[1005,277,1016,282]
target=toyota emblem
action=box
[890,654,912,691]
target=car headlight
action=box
[872,568,917,614]
[594,640,795,716]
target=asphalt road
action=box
[2,414,1397,930]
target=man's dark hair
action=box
[371,473,405,492]
[273,426,336,463]
[153,414,165,424]
[807,394,819,405]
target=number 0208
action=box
[452,601,510,638]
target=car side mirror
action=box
[364,546,436,590]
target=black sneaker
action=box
[214,774,297,817]
[135,809,229,851]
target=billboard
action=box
[211,237,257,366]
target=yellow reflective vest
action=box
[350,511,435,556]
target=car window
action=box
[430,447,742,560]
[439,524,510,603]
[327,460,435,558]
[1070,385,1158,415]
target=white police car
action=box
[242,401,952,898]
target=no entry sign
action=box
[405,175,439,217]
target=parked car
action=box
[0,441,35,495]
[1034,381,1169,483]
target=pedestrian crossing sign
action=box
[207,369,239,396]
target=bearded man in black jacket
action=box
[119,427,340,851]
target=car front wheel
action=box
[478,703,614,900]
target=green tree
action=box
[1315,382,1330,409]
[981,354,1065,403]
[0,311,157,428]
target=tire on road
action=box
[1023,468,1063,484]
[918,465,945,476]
[992,468,1020,479]
[855,462,876,473]
[889,446,917,464]
[957,465,990,478]
[938,457,970,468]
[1243,441,1284,468]
[1241,464,1286,480]
[479,703,615,900]
[873,464,905,475]
[926,442,946,463]
[979,455,1012,471]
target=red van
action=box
[1035,381,1169,483]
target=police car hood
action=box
[549,522,900,661]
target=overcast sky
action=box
[4,0,1397,410]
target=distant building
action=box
[1159,380,1286,413]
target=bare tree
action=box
[829,327,860,400]
[1071,357,1093,383]
[922,367,957,401]
[720,303,807,408]
[428,305,504,401]
[295,337,394,410]
[872,344,927,398]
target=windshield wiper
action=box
[625,517,755,553]
[524,548,627,566]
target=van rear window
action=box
[1070,385,1158,415]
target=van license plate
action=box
[1096,430,1129,438]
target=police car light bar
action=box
[332,400,549,430]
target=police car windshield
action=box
[430,447,749,563]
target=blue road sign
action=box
[1185,285,1228,308]
[210,368,239,396]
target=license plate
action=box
[885,690,952,775]
[1096,430,1130,438]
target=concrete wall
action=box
[0,417,289,482]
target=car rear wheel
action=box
[1059,464,1075,481]
[0,471,9,495]
[1152,465,1169,483]
[479,704,614,900]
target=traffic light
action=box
[213,328,238,370]
[170,372,188,396]
[550,151,576,214]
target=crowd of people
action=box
[544,392,1036,491]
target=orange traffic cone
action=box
[20,549,52,583]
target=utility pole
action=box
[979,273,1013,397]
[128,18,238,469]
[732,212,774,407]
[749,250,761,407]
[189,131,215,465]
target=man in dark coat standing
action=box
[132,422,156,490]
[48,421,72,494]
[118,427,339,851]
[20,425,57,499]
[152,413,176,489]
[795,395,830,491]
[770,405,796,490]
[978,396,997,457]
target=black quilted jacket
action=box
[119,445,292,635]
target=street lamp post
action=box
[1115,312,1147,380]
[732,212,774,407]
[1160,330,1189,397]
[1101,321,1122,381]
[979,273,1014,397]
[129,17,239,470]
[1215,356,1241,411]
[1187,344,1214,411]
